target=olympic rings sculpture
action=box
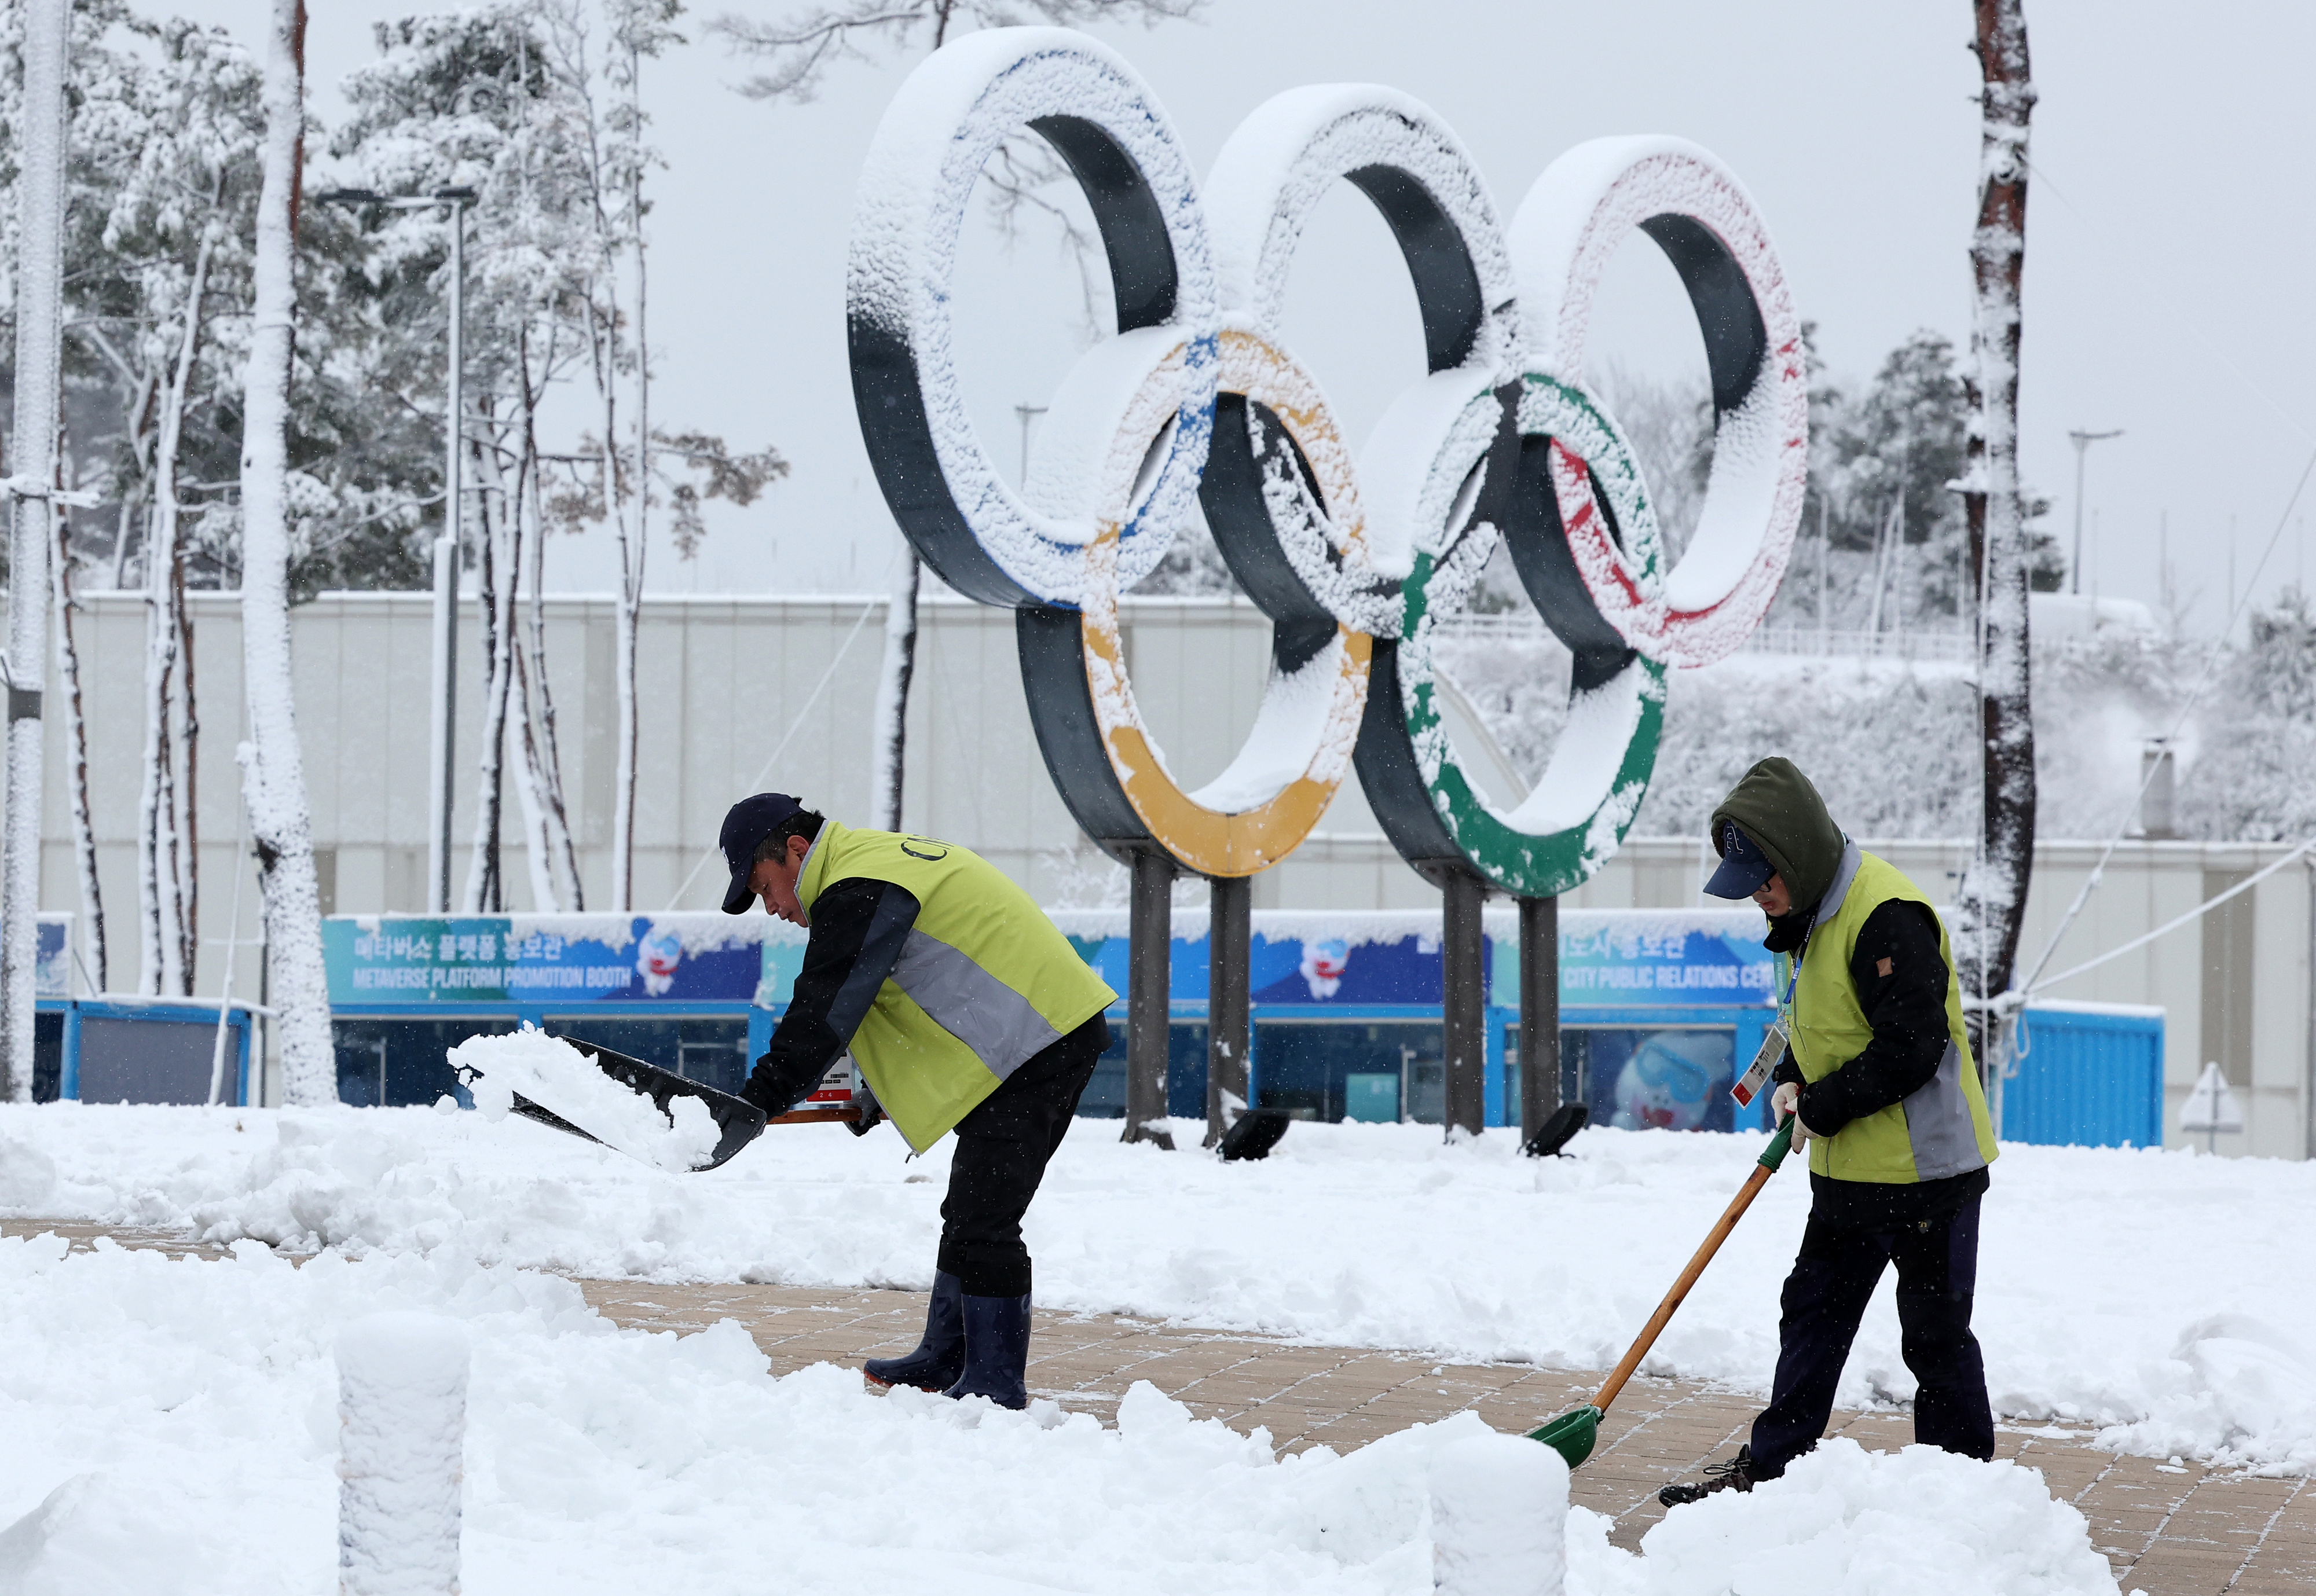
[847,29,1806,895]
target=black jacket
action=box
[743,876,918,1118]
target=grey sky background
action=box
[185,0,2316,634]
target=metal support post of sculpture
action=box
[1442,869,1487,1137]
[1205,874,1251,1147]
[1124,850,1175,1149]
[1518,894,1561,1138]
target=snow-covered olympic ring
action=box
[846,27,1218,607]
[846,32,1805,890]
[1507,138,1809,669]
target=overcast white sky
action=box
[183,0,2316,634]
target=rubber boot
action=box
[943,1292,1032,1410]
[863,1271,965,1393]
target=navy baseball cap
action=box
[719,793,805,913]
[1703,820,1777,900]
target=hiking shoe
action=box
[1658,1445,1764,1507]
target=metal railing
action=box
[1736,626,1971,662]
[1431,611,1973,663]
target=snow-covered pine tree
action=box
[2178,589,2316,843]
[1954,0,2038,1055]
[237,0,335,1105]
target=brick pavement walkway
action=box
[9,1222,2310,1593]
[585,1279,2313,1595]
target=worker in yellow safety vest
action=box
[719,793,1116,1410]
[1661,757,1999,1506]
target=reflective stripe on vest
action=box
[889,927,1061,1083]
[798,823,1116,1151]
[1790,842,1999,1185]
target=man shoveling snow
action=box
[1660,758,2001,1506]
[718,793,1116,1411]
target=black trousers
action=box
[935,1014,1108,1297]
[1749,1186,1995,1477]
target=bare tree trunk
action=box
[582,277,644,913]
[462,412,514,913]
[138,218,217,995]
[54,513,104,992]
[172,552,198,994]
[589,295,643,911]
[611,543,640,908]
[75,325,159,593]
[869,552,918,830]
[108,498,134,589]
[614,94,650,911]
[512,361,582,909]
[238,0,335,1105]
[591,20,658,912]
[138,544,181,994]
[1954,0,2038,1056]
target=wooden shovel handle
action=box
[1589,1121,1795,1416]
[765,1106,860,1125]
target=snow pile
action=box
[5,1106,2314,1472]
[1635,1440,2117,1596]
[2091,1315,2316,1477]
[0,1235,2119,1596]
[450,1026,720,1173]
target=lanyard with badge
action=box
[1730,922,1807,1110]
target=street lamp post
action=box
[2067,428,2123,598]
[318,187,475,913]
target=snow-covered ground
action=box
[3,1102,2311,1474]
[0,1234,2121,1595]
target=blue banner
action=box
[324,915,803,1007]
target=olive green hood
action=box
[1709,758,1846,916]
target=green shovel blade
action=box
[1526,1405,1599,1469]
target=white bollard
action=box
[336,1312,469,1596]
[1432,1432,1569,1596]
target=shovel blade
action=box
[462,1037,769,1172]
[1527,1405,1599,1470]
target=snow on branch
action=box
[711,1,1203,105]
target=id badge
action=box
[1731,1021,1786,1109]
[804,1054,856,1109]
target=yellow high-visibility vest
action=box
[798,823,1115,1151]
[1789,845,1999,1184]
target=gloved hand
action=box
[738,1072,787,1118]
[1771,1080,1816,1152]
[739,1054,820,1120]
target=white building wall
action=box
[12,590,2310,1156]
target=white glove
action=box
[1771,1080,1813,1151]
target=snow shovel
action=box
[456,1036,854,1173]
[1527,1117,1797,1469]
